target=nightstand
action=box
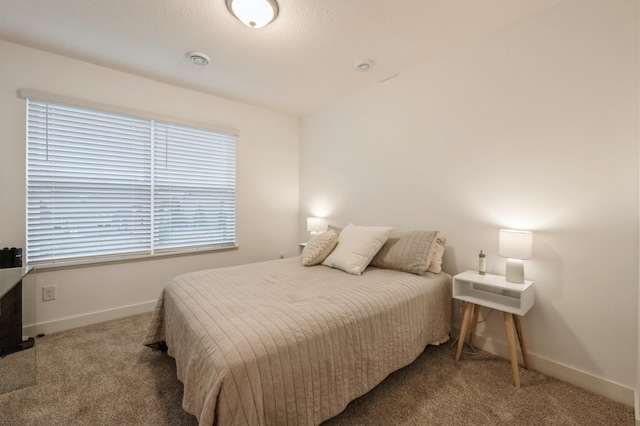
[453,270,534,388]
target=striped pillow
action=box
[371,230,439,275]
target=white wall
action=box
[300,0,638,404]
[0,40,300,332]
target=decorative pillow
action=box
[371,230,439,275]
[301,231,338,266]
[426,235,446,274]
[322,224,393,275]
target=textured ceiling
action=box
[0,0,563,117]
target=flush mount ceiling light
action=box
[226,0,279,29]
[187,51,210,66]
[353,59,375,72]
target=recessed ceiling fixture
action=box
[353,59,375,72]
[226,0,278,29]
[187,51,210,66]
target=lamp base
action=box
[505,258,525,284]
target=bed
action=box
[144,255,451,425]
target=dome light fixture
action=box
[226,0,279,29]
[187,51,210,66]
[353,59,375,72]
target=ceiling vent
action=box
[187,51,210,66]
[353,59,374,72]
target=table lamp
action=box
[307,217,324,237]
[498,229,533,284]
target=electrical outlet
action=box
[42,285,56,301]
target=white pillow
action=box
[322,224,393,275]
[301,231,338,266]
[427,235,446,273]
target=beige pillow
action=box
[301,231,338,266]
[426,235,446,273]
[371,230,439,275]
[322,224,393,275]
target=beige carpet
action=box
[0,313,634,425]
[0,345,36,394]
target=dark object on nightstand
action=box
[0,247,34,357]
[0,247,22,268]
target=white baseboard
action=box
[24,300,157,336]
[452,326,635,407]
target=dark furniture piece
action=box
[0,248,34,357]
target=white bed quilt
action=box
[144,258,451,425]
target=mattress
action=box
[144,257,451,425]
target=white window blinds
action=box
[152,122,236,251]
[26,98,236,264]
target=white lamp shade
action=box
[307,217,324,233]
[226,0,278,28]
[498,229,533,260]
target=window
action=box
[25,96,236,265]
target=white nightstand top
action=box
[453,270,534,316]
[454,270,534,292]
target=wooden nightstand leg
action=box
[513,315,529,370]
[468,305,480,349]
[455,302,474,361]
[503,312,521,388]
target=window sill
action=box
[29,245,239,272]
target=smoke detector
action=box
[187,51,210,66]
[353,59,375,72]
